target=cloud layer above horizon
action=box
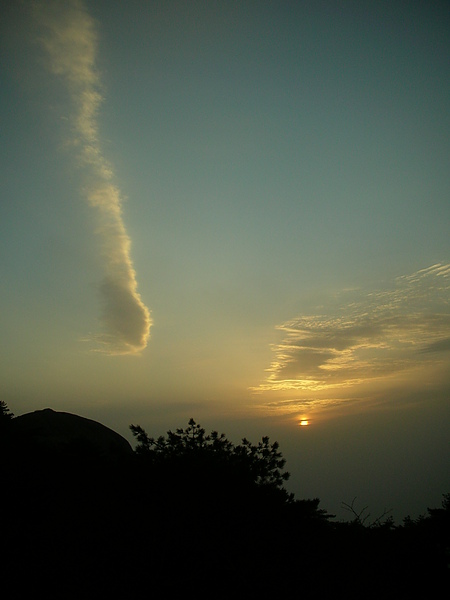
[253,264,450,419]
[33,0,151,354]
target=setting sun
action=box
[299,420,309,426]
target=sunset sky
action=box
[1,0,449,521]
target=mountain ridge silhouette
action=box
[7,407,132,458]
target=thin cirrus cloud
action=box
[252,264,450,418]
[33,0,151,354]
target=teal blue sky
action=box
[1,0,449,520]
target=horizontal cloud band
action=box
[252,264,450,416]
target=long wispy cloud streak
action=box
[252,264,450,418]
[33,0,151,354]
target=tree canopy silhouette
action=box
[130,417,292,501]
[0,400,14,437]
[0,400,14,421]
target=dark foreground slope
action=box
[2,410,448,598]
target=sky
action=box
[1,0,449,521]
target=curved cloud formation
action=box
[34,0,151,354]
[253,264,450,417]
